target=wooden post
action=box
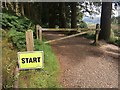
[26,30,34,51]
[13,30,34,89]
[38,26,42,44]
[36,25,39,39]
[13,66,19,89]
[36,25,42,44]
[93,24,101,45]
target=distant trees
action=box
[2,2,84,28]
[2,1,120,43]
[59,2,67,28]
[20,2,24,16]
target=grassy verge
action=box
[19,38,61,88]
[2,31,61,88]
[2,30,18,88]
[0,10,60,88]
[2,12,61,88]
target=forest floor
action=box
[43,32,119,88]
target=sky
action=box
[82,3,119,24]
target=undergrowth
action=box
[2,12,61,88]
[82,29,120,47]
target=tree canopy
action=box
[2,1,120,42]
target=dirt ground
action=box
[43,32,119,88]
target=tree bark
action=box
[4,0,8,10]
[21,2,24,16]
[49,3,56,28]
[59,2,67,28]
[15,0,19,15]
[99,2,112,42]
[71,2,77,28]
[27,2,30,18]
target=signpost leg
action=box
[13,66,19,89]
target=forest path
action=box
[43,32,119,88]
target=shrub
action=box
[8,29,26,50]
[109,29,120,46]
[78,21,87,28]
[1,13,34,31]
[109,29,116,43]
[1,12,36,50]
[115,38,120,47]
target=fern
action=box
[2,12,36,50]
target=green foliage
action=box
[17,39,61,88]
[1,12,35,50]
[111,16,118,24]
[2,32,18,88]
[2,12,61,88]
[8,29,26,50]
[78,21,88,28]
[82,32,95,40]
[1,13,34,31]
[115,38,120,47]
[109,29,120,46]
[116,16,120,24]
[109,29,115,43]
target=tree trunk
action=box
[99,2,112,42]
[4,0,8,10]
[21,2,24,16]
[27,2,30,18]
[49,3,56,28]
[15,0,19,15]
[71,2,77,28]
[38,3,42,24]
[59,2,67,28]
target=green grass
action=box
[2,11,61,88]
[2,31,18,88]
[18,38,61,88]
[81,26,120,47]
[2,31,61,88]
[81,31,95,40]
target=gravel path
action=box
[43,32,119,88]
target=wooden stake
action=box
[26,30,34,51]
[36,25,39,39]
[39,28,42,44]
[93,24,101,45]
[13,66,19,89]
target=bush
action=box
[1,12,36,50]
[115,38,120,47]
[109,29,115,43]
[109,29,120,46]
[8,29,26,50]
[1,13,34,31]
[78,21,87,28]
[2,12,61,88]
